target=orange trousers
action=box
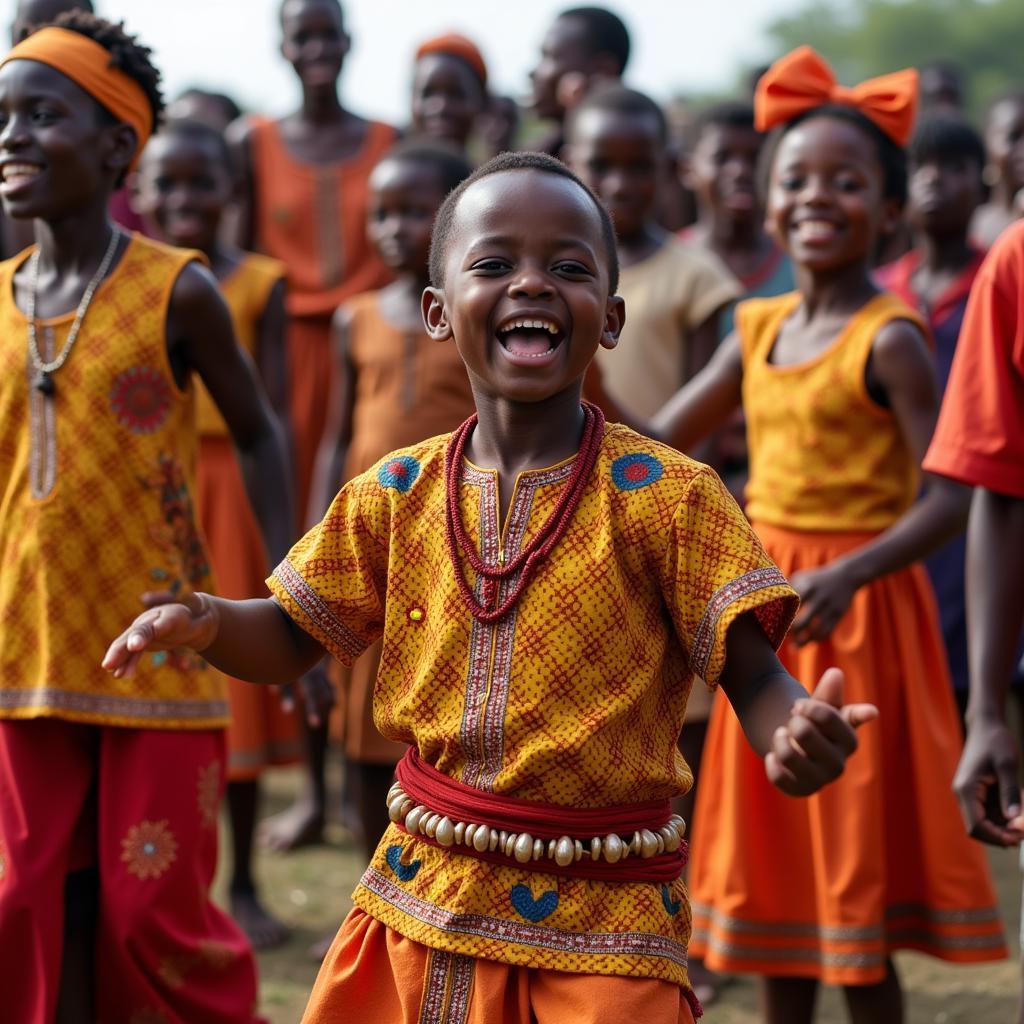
[303,907,697,1023]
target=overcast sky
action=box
[2,0,818,123]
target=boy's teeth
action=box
[1,163,41,183]
[500,318,559,334]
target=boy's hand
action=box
[789,564,857,646]
[954,716,1024,846]
[102,591,219,678]
[765,668,877,795]
[279,660,336,728]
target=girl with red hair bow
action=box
[654,46,1006,1023]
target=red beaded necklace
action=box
[444,402,605,623]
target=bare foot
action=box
[257,798,325,853]
[308,929,336,962]
[230,889,290,950]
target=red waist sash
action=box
[392,747,687,883]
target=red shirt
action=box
[924,221,1024,497]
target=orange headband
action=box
[1,26,153,168]
[415,33,488,90]
[755,46,918,147]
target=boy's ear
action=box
[422,286,453,342]
[880,197,904,239]
[106,124,140,180]
[599,293,626,350]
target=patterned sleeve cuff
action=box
[267,559,370,666]
[692,567,799,686]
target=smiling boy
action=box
[107,151,877,1023]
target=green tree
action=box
[763,0,1024,118]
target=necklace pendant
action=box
[35,371,55,396]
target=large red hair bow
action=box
[754,46,918,146]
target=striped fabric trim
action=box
[361,867,689,968]
[419,950,474,1024]
[0,687,228,721]
[691,933,886,970]
[691,567,790,678]
[272,558,367,661]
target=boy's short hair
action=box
[428,150,619,293]
[173,87,242,126]
[559,6,630,74]
[47,10,164,131]
[565,83,668,143]
[148,118,235,177]
[909,113,985,173]
[376,139,474,198]
[695,101,756,136]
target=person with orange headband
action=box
[652,46,1005,1023]
[105,148,875,1024]
[228,0,397,855]
[0,12,293,1023]
[409,32,488,152]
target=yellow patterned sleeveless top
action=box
[0,234,227,729]
[740,291,928,532]
[195,251,285,438]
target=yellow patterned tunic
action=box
[268,424,797,989]
[0,235,225,729]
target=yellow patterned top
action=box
[741,291,929,531]
[0,235,226,729]
[268,424,797,989]
[195,252,285,438]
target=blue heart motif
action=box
[510,884,559,922]
[385,844,422,883]
[661,884,681,917]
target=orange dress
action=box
[249,116,397,519]
[688,292,1006,985]
[334,291,476,763]
[0,235,225,728]
[196,252,303,780]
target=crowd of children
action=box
[2,2,1023,1023]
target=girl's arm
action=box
[790,319,970,645]
[650,331,744,451]
[308,307,356,528]
[103,593,325,685]
[719,612,877,795]
[169,264,294,567]
[225,118,256,251]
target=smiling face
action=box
[567,107,662,240]
[367,157,445,275]
[410,53,484,147]
[135,132,233,251]
[423,169,623,406]
[0,58,124,220]
[766,115,896,273]
[530,15,594,120]
[280,0,348,91]
[689,122,762,228]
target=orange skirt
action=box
[288,313,334,523]
[688,523,1006,986]
[198,436,302,781]
[303,907,697,1024]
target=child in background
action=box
[924,218,1024,1024]
[479,93,521,158]
[409,33,487,154]
[565,84,740,420]
[106,148,876,1024]
[167,87,243,133]
[230,0,397,851]
[529,5,630,156]
[971,89,1024,248]
[655,46,1005,1023]
[876,113,987,710]
[311,140,476,866]
[0,14,292,1021]
[134,118,300,951]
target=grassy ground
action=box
[219,761,1022,1023]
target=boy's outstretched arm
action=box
[719,612,877,795]
[103,593,326,688]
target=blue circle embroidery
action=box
[377,455,421,493]
[611,452,663,491]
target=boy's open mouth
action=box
[496,316,565,360]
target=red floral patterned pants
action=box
[0,719,263,1023]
